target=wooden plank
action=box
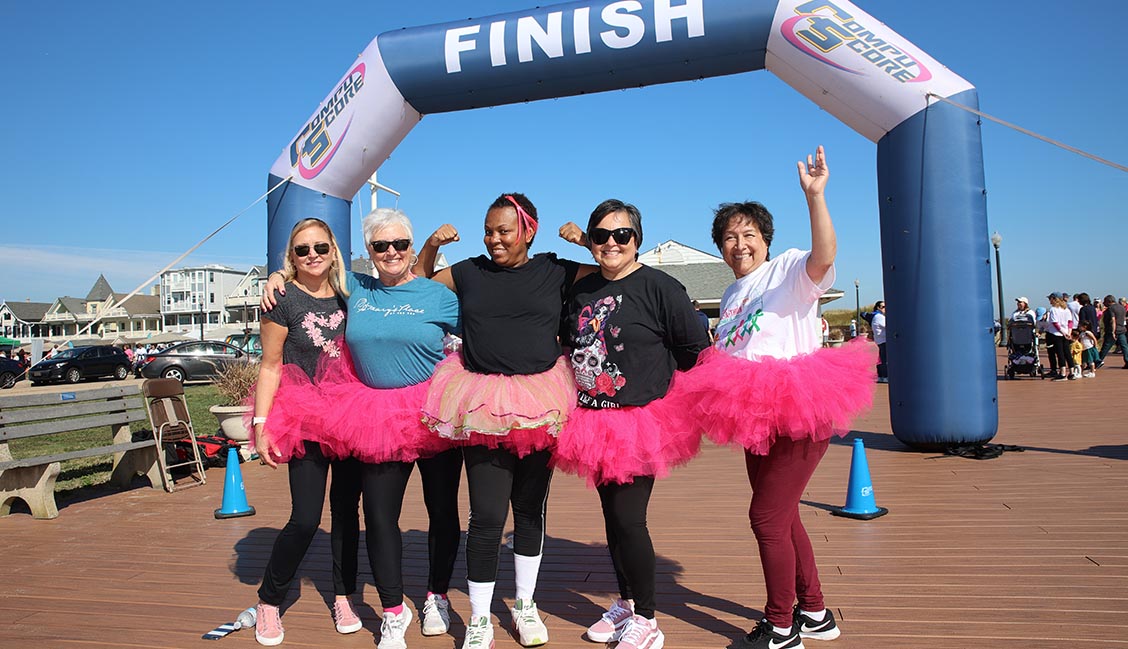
[0,410,147,441]
[0,397,145,425]
[0,384,139,408]
[0,440,156,470]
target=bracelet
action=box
[252,416,267,425]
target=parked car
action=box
[137,341,258,383]
[224,332,262,355]
[1,357,25,389]
[29,346,132,385]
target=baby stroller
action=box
[1004,320,1041,379]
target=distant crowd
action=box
[1008,292,1127,380]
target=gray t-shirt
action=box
[262,282,347,380]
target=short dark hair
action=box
[874,300,886,310]
[1077,292,1091,306]
[1104,294,1116,306]
[586,199,643,251]
[711,202,774,258]
[488,192,538,245]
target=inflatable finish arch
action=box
[267,0,997,448]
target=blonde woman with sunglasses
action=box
[249,218,363,646]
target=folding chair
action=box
[142,378,207,492]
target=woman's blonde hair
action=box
[279,218,350,297]
[1049,295,1067,309]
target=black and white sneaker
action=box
[792,607,841,641]
[728,619,803,649]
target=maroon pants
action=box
[745,437,829,627]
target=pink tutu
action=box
[243,364,328,463]
[421,354,577,457]
[308,346,454,464]
[684,340,876,454]
[553,372,704,487]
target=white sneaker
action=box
[511,598,549,646]
[1083,371,1096,378]
[616,615,665,649]
[421,593,451,636]
[379,606,413,649]
[586,598,634,642]
[462,615,495,649]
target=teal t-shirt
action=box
[344,272,460,388]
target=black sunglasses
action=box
[370,239,411,253]
[589,227,636,245]
[293,242,331,257]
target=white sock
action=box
[468,580,495,620]
[772,624,793,636]
[800,608,827,622]
[513,553,543,602]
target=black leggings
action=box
[361,448,464,609]
[463,446,552,583]
[259,441,362,606]
[598,476,657,619]
[1048,334,1073,373]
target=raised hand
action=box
[798,145,829,197]
[558,222,588,246]
[428,224,460,247]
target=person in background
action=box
[871,301,887,383]
[1078,321,1099,378]
[1046,292,1075,381]
[1068,331,1084,379]
[1076,293,1100,340]
[1067,293,1081,324]
[1098,295,1128,368]
[693,300,713,342]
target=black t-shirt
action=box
[452,253,580,376]
[566,265,709,409]
[262,282,347,380]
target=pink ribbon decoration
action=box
[504,195,538,239]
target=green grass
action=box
[6,383,225,495]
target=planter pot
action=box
[210,405,252,442]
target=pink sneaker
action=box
[586,598,634,642]
[333,597,363,634]
[616,615,665,649]
[255,603,284,646]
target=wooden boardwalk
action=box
[2,353,1126,648]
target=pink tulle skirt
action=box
[421,354,577,457]
[244,364,328,463]
[553,373,703,487]
[684,340,877,455]
[312,349,454,464]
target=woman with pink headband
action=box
[417,192,595,649]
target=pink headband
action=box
[504,195,538,239]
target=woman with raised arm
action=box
[689,147,875,649]
[416,192,596,649]
[553,199,710,649]
[249,218,363,647]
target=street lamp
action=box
[242,289,251,337]
[854,278,860,326]
[990,231,1006,347]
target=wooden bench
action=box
[0,385,162,519]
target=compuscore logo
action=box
[780,1,931,83]
[289,63,366,180]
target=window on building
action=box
[210,293,215,304]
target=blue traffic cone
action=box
[214,446,255,519]
[832,437,888,520]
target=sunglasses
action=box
[293,242,331,257]
[370,239,411,253]
[589,227,636,245]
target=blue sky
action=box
[2,0,1124,319]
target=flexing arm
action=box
[252,318,287,468]
[799,145,836,285]
[557,221,601,283]
[414,224,459,290]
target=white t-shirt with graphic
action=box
[714,248,835,361]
